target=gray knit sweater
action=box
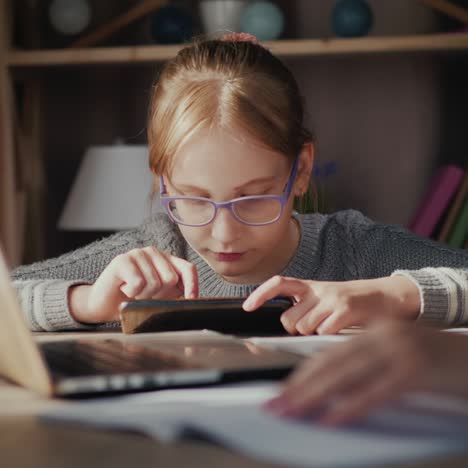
[11,210,468,331]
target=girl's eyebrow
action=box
[233,176,277,190]
[173,176,277,192]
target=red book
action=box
[409,165,464,238]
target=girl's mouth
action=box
[214,252,245,262]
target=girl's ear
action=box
[295,142,315,196]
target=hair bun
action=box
[221,32,259,44]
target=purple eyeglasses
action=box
[159,157,299,227]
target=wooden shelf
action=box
[7,33,468,67]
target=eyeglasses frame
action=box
[159,156,299,227]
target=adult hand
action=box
[264,319,468,425]
[69,246,198,324]
[243,275,420,335]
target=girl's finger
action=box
[145,247,180,290]
[281,295,317,335]
[278,299,318,334]
[316,307,368,335]
[294,305,332,335]
[168,255,199,298]
[118,257,148,298]
[243,276,308,311]
[129,249,162,299]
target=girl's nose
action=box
[210,207,242,244]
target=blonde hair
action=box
[147,38,313,178]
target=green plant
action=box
[294,182,328,214]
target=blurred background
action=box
[1,0,468,266]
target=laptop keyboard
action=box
[41,339,194,377]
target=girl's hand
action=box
[243,275,420,335]
[70,247,198,324]
[263,320,468,425]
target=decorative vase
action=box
[331,0,373,38]
[149,5,193,44]
[199,0,248,35]
[240,1,284,41]
[48,0,91,35]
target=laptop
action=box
[0,247,301,397]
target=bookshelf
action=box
[1,0,468,266]
[7,33,468,67]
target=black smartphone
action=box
[119,297,293,335]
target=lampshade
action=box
[58,144,159,230]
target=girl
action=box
[12,33,468,333]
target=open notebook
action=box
[43,380,468,467]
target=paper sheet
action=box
[246,334,350,356]
[43,381,468,467]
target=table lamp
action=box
[58,143,159,230]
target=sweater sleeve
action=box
[336,210,468,325]
[391,268,468,325]
[11,229,149,331]
[11,213,185,331]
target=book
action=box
[438,167,468,242]
[409,165,464,238]
[447,195,468,249]
[43,380,468,468]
